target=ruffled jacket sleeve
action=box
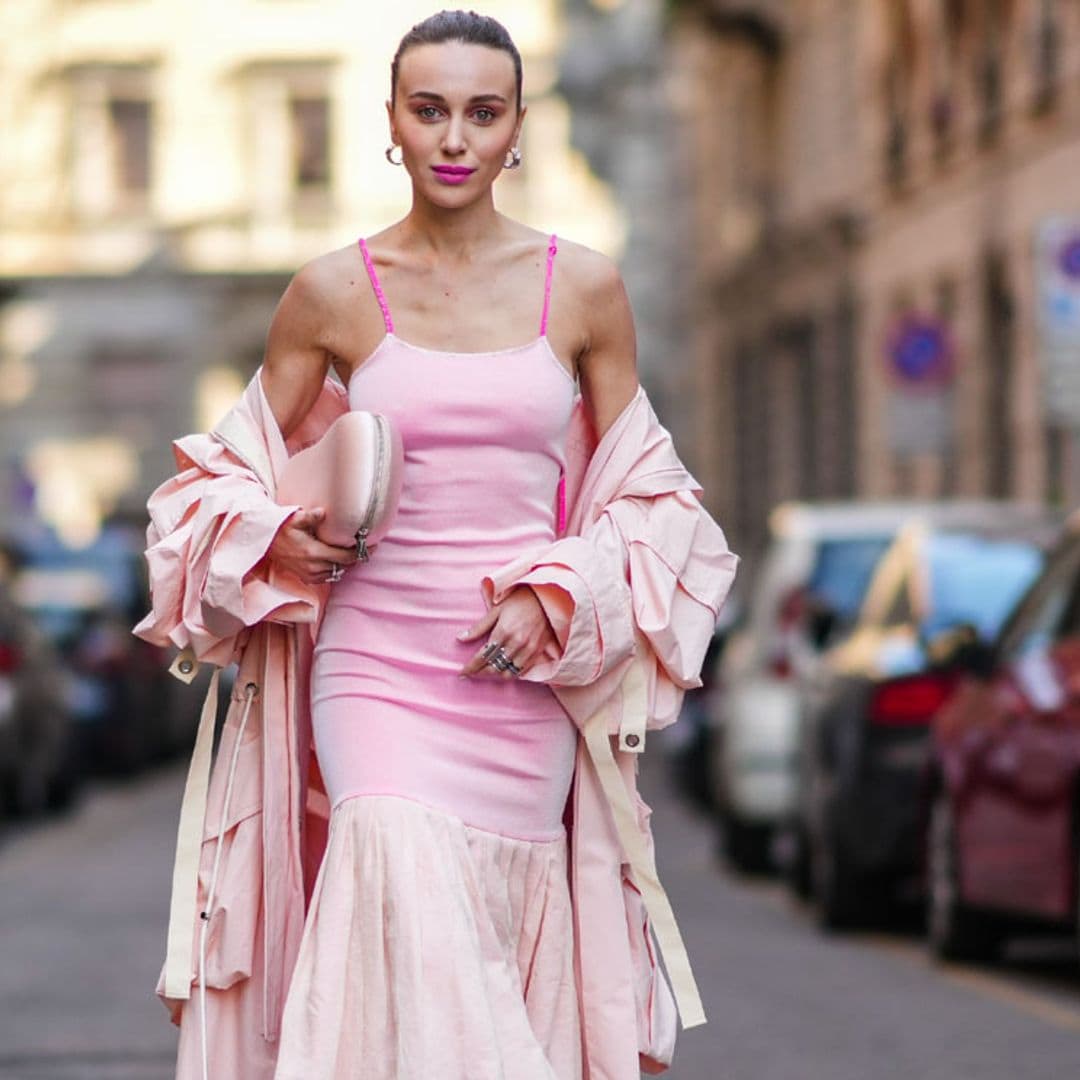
[133,369,347,665]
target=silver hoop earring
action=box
[503,146,522,170]
[385,145,403,166]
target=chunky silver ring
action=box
[327,563,344,583]
[505,659,522,676]
[483,642,514,671]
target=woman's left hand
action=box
[457,587,557,679]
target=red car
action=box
[927,521,1080,961]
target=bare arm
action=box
[574,252,639,440]
[260,261,336,439]
[259,259,362,582]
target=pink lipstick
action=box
[432,165,476,185]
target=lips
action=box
[431,165,476,185]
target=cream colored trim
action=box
[617,656,647,753]
[163,668,221,999]
[583,698,707,1029]
[169,646,201,684]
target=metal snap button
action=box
[625,733,640,748]
[178,659,194,675]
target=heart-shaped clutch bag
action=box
[277,410,404,561]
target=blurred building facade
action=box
[559,0,696,438]
[670,0,1080,557]
[0,0,621,544]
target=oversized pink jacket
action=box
[134,370,738,1080]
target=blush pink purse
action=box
[277,410,404,561]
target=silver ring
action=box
[483,642,513,671]
[483,643,522,676]
[327,563,344,583]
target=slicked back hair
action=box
[391,10,523,112]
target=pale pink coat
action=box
[134,370,738,1080]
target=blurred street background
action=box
[3,0,1080,1077]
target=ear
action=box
[512,104,527,146]
[385,99,399,144]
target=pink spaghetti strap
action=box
[357,238,395,335]
[539,234,558,337]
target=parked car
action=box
[662,596,741,815]
[10,522,184,775]
[926,517,1080,963]
[793,503,1060,928]
[708,501,919,872]
[0,563,81,818]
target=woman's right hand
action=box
[268,507,360,584]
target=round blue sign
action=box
[1059,236,1080,280]
[888,316,953,388]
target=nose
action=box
[441,113,467,156]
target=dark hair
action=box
[391,10,523,111]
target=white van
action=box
[709,501,929,871]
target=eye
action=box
[416,105,443,120]
[472,107,497,123]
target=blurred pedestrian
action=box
[135,11,737,1080]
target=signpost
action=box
[1037,218,1080,504]
[886,313,955,456]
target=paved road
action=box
[1,753,1079,1079]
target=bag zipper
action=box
[354,413,389,562]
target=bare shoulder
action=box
[284,244,357,314]
[552,237,626,306]
[262,244,362,436]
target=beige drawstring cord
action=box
[197,679,258,1080]
[581,661,707,1030]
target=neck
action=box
[399,188,507,258]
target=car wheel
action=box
[724,816,772,874]
[812,822,863,930]
[11,761,50,818]
[926,790,1002,963]
[782,822,814,901]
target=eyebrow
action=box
[407,91,509,105]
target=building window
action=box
[69,65,155,219]
[289,96,331,190]
[883,1,915,187]
[244,61,336,221]
[983,252,1014,496]
[109,98,151,194]
[1031,0,1060,113]
[976,0,1006,143]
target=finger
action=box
[501,643,529,679]
[456,607,499,645]
[460,634,513,677]
[307,538,361,564]
[289,506,326,533]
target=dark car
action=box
[0,570,81,818]
[926,519,1080,962]
[793,503,1060,929]
[10,522,183,775]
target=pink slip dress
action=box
[272,236,584,1080]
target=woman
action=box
[136,11,737,1080]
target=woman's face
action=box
[388,41,524,205]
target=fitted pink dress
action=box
[273,237,583,1080]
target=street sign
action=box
[1038,217,1080,427]
[885,312,955,454]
